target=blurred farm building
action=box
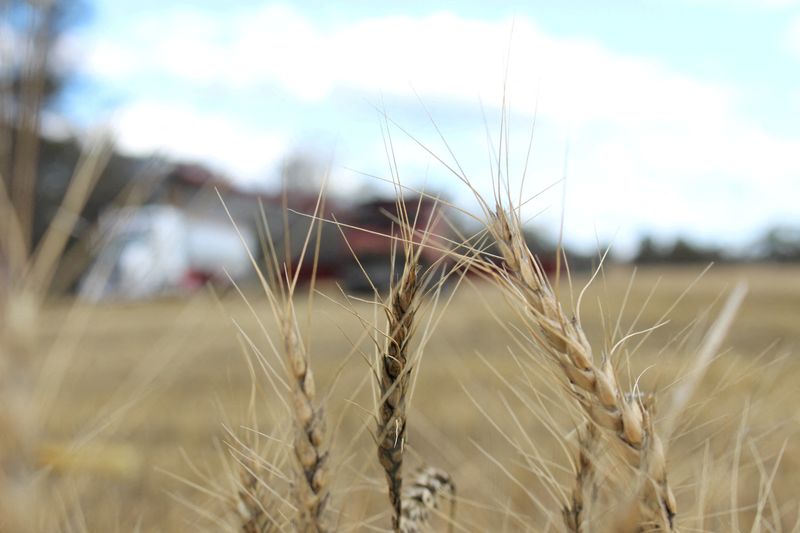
[82,164,455,299]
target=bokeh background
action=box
[2,1,800,531]
[4,0,800,296]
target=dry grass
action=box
[0,137,111,532]
[23,263,799,531]
[4,12,798,530]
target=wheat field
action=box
[27,263,799,531]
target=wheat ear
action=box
[400,466,456,533]
[562,422,598,533]
[378,254,420,531]
[486,208,676,531]
[284,309,330,533]
[224,179,332,532]
[237,459,279,533]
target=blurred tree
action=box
[634,235,661,264]
[634,234,721,264]
[667,238,710,263]
[0,1,165,293]
[282,149,326,194]
[1,0,88,255]
[759,226,800,262]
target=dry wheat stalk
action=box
[284,312,330,533]
[0,338,39,533]
[378,255,420,531]
[237,460,279,533]
[400,466,456,533]
[227,182,332,532]
[485,207,676,531]
[563,422,598,533]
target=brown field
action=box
[33,264,800,531]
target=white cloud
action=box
[560,125,800,249]
[678,0,799,7]
[81,5,736,129]
[75,5,800,248]
[112,101,287,184]
[786,15,800,55]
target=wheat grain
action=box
[485,207,677,531]
[237,459,279,533]
[562,422,598,533]
[377,254,420,531]
[283,309,330,533]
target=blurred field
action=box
[36,264,800,531]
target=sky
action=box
[56,0,800,255]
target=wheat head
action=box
[485,207,676,531]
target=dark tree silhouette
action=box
[1,0,88,254]
[758,226,800,262]
[634,235,721,264]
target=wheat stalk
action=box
[282,300,330,533]
[563,422,598,533]
[377,248,420,531]
[237,459,279,533]
[219,182,333,532]
[485,207,677,531]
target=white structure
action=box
[81,204,256,300]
